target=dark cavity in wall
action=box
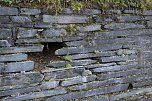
[28,42,65,71]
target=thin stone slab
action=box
[0,61,34,73]
[0,53,27,62]
[143,10,152,15]
[55,44,122,55]
[104,22,145,30]
[2,88,67,101]
[110,87,152,101]
[20,8,41,15]
[0,40,12,47]
[0,29,12,39]
[61,75,97,86]
[0,45,44,54]
[0,7,18,15]
[43,15,89,23]
[118,16,142,22]
[0,16,11,23]
[17,28,38,38]
[42,28,66,37]
[93,63,138,73]
[49,59,97,67]
[16,38,63,44]
[11,16,32,23]
[76,24,101,32]
[62,51,115,60]
[0,72,44,86]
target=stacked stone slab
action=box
[0,7,152,101]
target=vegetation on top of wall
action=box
[1,0,152,13]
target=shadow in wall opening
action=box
[28,42,65,71]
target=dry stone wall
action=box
[0,7,152,101]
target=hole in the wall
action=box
[28,42,65,71]
[128,83,133,90]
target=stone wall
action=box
[0,7,152,101]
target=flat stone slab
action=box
[0,7,18,15]
[61,75,97,86]
[17,28,38,38]
[44,68,85,80]
[0,53,27,62]
[0,45,44,54]
[0,29,12,39]
[0,81,59,97]
[55,44,122,55]
[16,38,63,44]
[11,16,32,23]
[2,88,67,101]
[104,22,145,30]
[0,61,34,73]
[42,28,66,37]
[76,24,101,32]
[49,59,97,67]
[43,15,89,23]
[0,72,43,86]
[20,8,41,15]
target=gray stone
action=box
[0,53,27,62]
[11,16,32,23]
[76,24,101,32]
[62,36,84,42]
[55,44,122,55]
[0,7,19,15]
[143,10,152,15]
[84,63,117,69]
[106,10,121,14]
[43,15,89,23]
[63,51,115,60]
[43,68,85,80]
[1,61,34,73]
[46,84,129,101]
[95,29,152,38]
[147,21,152,27]
[17,28,38,38]
[49,59,97,67]
[65,38,133,47]
[42,28,66,37]
[0,45,44,54]
[61,75,96,86]
[93,63,138,73]
[0,16,11,23]
[20,8,41,15]
[0,40,12,47]
[104,22,145,30]
[99,56,130,63]
[116,49,136,56]
[0,81,59,97]
[133,79,152,88]
[0,29,12,39]
[0,72,43,86]
[98,68,152,80]
[84,96,109,101]
[123,10,139,14]
[34,23,52,28]
[2,88,67,101]
[110,87,152,101]
[118,16,142,22]
[16,38,63,44]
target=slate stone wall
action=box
[0,7,152,101]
